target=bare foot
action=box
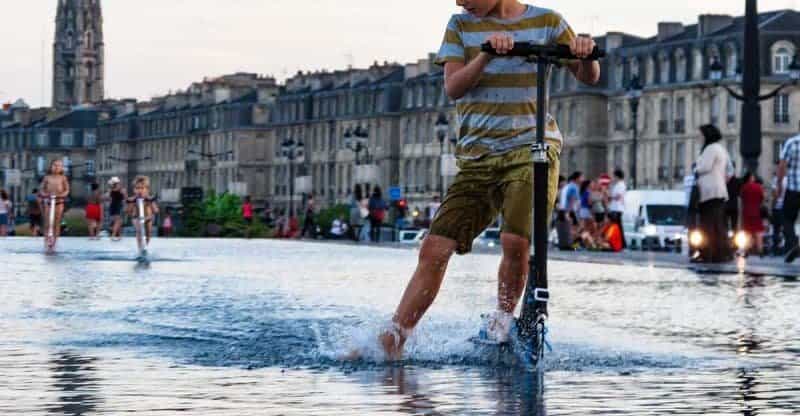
[379,329,406,361]
[339,328,407,362]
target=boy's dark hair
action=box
[700,124,722,150]
[568,172,582,182]
[614,169,625,180]
[91,183,99,191]
[32,188,38,194]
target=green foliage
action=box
[63,208,89,237]
[180,191,271,238]
[315,204,351,234]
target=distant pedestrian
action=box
[242,196,254,224]
[776,130,800,263]
[107,177,126,241]
[368,186,388,243]
[0,189,13,237]
[85,183,103,239]
[350,184,369,241]
[740,172,765,255]
[608,169,627,249]
[770,166,787,255]
[590,179,607,223]
[695,124,731,263]
[162,208,174,237]
[301,194,316,239]
[725,163,741,234]
[26,189,42,237]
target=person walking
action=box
[590,179,607,223]
[777,130,800,263]
[770,166,787,255]
[368,186,387,243]
[695,125,731,263]
[107,177,126,241]
[0,190,13,237]
[740,172,765,255]
[26,189,42,237]
[85,183,103,239]
[242,196,254,225]
[301,194,316,239]
[725,165,742,234]
[349,184,368,242]
[608,169,627,249]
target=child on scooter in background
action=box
[39,159,70,252]
[126,175,159,244]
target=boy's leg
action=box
[496,144,560,316]
[379,234,458,359]
[379,160,496,359]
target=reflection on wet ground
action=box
[1,238,798,415]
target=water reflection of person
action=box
[381,367,440,414]
[48,351,102,415]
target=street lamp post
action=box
[434,113,450,198]
[706,0,800,175]
[626,75,644,189]
[280,137,305,216]
[344,125,370,165]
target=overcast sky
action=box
[1,0,798,107]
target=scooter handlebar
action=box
[480,42,606,61]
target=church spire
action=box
[53,0,104,110]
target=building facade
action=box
[95,73,278,207]
[4,7,800,221]
[0,102,99,214]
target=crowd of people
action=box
[554,169,626,252]
[688,124,800,262]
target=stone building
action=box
[0,101,100,212]
[555,11,800,187]
[53,0,105,111]
[95,73,278,208]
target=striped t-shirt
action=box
[436,5,576,160]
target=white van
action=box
[622,190,687,252]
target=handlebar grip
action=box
[480,42,606,61]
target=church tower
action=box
[53,0,104,110]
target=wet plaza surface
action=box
[1,238,798,415]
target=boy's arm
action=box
[565,37,601,85]
[444,33,514,100]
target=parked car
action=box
[473,227,501,249]
[622,190,686,252]
[398,228,427,244]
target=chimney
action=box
[698,14,733,38]
[213,86,231,104]
[1,103,10,112]
[604,32,625,52]
[657,22,684,42]
[404,63,419,79]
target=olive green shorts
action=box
[429,141,561,254]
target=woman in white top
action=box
[0,189,13,237]
[695,124,732,262]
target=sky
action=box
[1,0,799,107]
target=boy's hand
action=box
[570,35,596,59]
[485,33,514,55]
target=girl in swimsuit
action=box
[39,160,70,251]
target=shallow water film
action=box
[1,238,798,415]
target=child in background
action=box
[126,176,159,244]
[39,159,70,252]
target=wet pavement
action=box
[1,237,798,415]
